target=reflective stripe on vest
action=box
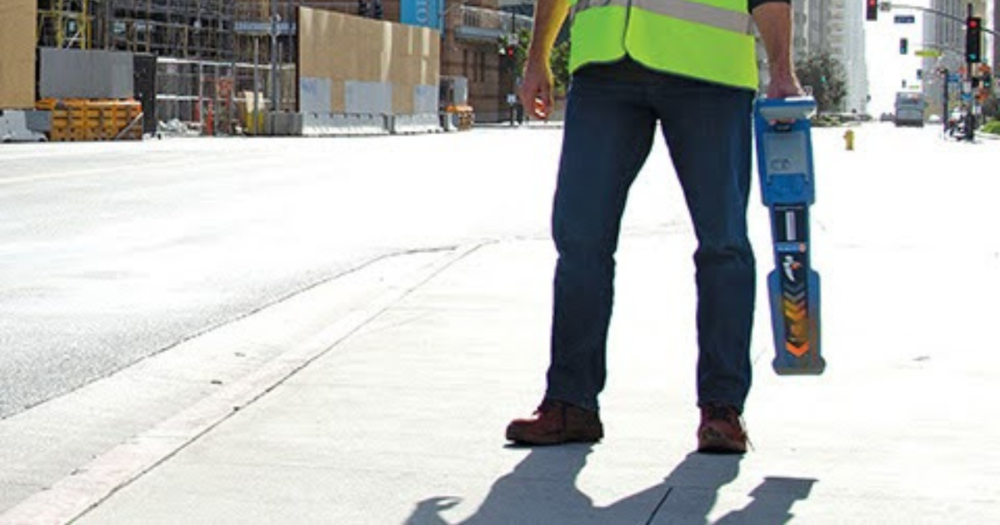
[568,0,758,90]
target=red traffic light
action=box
[866,0,878,21]
[967,16,982,63]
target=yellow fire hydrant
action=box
[843,128,855,151]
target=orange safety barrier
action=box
[444,104,475,131]
[35,98,143,142]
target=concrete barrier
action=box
[293,112,445,137]
[263,112,304,137]
[388,113,441,135]
[301,113,388,137]
[0,110,49,142]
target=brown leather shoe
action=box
[506,400,603,445]
[697,404,749,454]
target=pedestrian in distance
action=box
[506,0,804,453]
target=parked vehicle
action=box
[894,92,926,127]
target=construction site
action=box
[0,0,533,141]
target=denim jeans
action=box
[545,72,756,413]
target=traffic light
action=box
[866,0,878,21]
[966,16,982,63]
[899,38,908,55]
[358,0,369,17]
[373,0,383,19]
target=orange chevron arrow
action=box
[783,298,806,309]
[784,303,808,320]
[786,341,810,357]
[785,311,808,322]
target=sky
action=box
[864,0,933,115]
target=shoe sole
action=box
[505,427,603,446]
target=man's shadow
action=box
[406,446,815,524]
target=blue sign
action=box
[948,73,961,83]
[401,0,442,30]
[894,15,916,23]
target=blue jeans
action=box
[545,72,756,413]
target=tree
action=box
[795,52,847,113]
[549,39,570,97]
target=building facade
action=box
[442,0,531,122]
[31,0,523,124]
[994,0,999,76]
[803,0,869,113]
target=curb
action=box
[0,243,485,525]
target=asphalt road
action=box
[1,122,996,424]
[0,131,574,420]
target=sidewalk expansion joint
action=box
[645,487,674,525]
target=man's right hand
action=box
[516,0,569,120]
[520,58,555,120]
[766,70,804,100]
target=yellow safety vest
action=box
[568,0,759,90]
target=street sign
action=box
[235,21,296,35]
[915,49,942,58]
[894,15,916,23]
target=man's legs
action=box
[653,78,756,414]
[507,74,656,445]
[507,73,656,445]
[545,75,657,412]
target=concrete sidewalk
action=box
[5,230,1000,524]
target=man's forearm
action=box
[527,0,570,63]
[752,2,794,77]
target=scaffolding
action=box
[38,0,94,49]
[104,0,237,60]
[38,0,242,57]
[34,1,386,133]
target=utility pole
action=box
[254,37,261,135]
[270,0,280,134]
[965,3,975,141]
[942,67,949,134]
[509,11,516,125]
